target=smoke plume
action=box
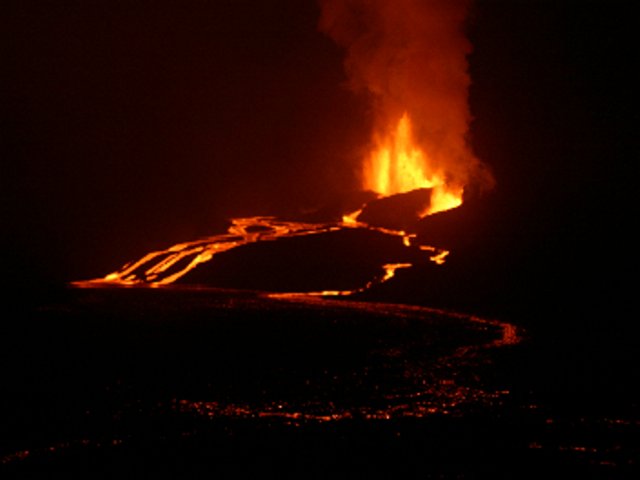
[318,0,493,194]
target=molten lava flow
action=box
[381,263,413,282]
[419,246,450,265]
[365,112,463,216]
[341,208,363,225]
[74,217,340,287]
[74,213,449,294]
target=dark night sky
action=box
[2,1,636,311]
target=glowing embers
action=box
[364,113,464,217]
[171,297,520,423]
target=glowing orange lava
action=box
[364,112,463,216]
[74,214,449,293]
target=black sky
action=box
[2,0,636,311]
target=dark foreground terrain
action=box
[1,287,638,478]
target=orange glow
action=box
[419,245,450,265]
[429,250,449,265]
[382,263,412,282]
[364,112,463,216]
[341,208,363,226]
[73,215,449,291]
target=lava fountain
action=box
[320,0,493,215]
[364,112,464,216]
[75,0,492,295]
